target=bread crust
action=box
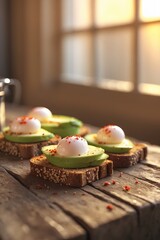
[30,155,113,187]
[0,134,61,159]
[107,143,147,168]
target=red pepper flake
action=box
[103,181,111,186]
[135,178,139,184]
[123,185,131,191]
[103,126,111,134]
[19,121,27,124]
[52,192,58,195]
[119,172,123,177]
[34,184,44,189]
[112,180,116,185]
[81,193,86,196]
[17,116,34,125]
[48,148,57,155]
[106,204,113,211]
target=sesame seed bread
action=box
[107,143,148,168]
[30,155,113,187]
[0,134,61,159]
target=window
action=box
[8,0,160,144]
[59,0,160,95]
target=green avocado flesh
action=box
[42,145,108,168]
[3,127,54,143]
[85,133,134,154]
[41,115,82,137]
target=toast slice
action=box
[107,143,147,168]
[0,134,61,159]
[30,155,113,187]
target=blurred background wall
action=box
[0,0,9,77]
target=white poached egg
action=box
[10,116,41,134]
[57,136,89,156]
[96,125,125,144]
[28,107,52,121]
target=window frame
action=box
[58,0,160,95]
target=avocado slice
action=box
[42,145,108,168]
[3,127,54,143]
[41,115,82,137]
[85,133,134,154]
[41,125,80,137]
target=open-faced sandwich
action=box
[28,107,89,137]
[0,116,61,159]
[30,136,113,187]
[85,125,147,168]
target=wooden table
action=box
[0,106,160,240]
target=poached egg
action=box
[10,116,41,134]
[28,107,52,121]
[57,136,88,157]
[96,125,125,144]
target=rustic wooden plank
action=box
[0,154,138,240]
[119,163,160,187]
[0,167,86,240]
[24,178,138,240]
[90,170,160,240]
[0,150,160,239]
[143,144,160,167]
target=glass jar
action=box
[0,78,21,132]
[0,81,5,131]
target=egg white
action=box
[28,107,52,121]
[10,116,41,134]
[97,125,125,144]
[57,136,89,156]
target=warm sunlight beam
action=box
[140,0,160,21]
[95,0,134,26]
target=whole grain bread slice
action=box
[107,143,147,168]
[0,134,61,159]
[30,155,113,187]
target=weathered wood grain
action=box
[24,178,138,240]
[90,170,160,240]
[0,154,138,240]
[0,167,86,240]
[143,144,160,167]
[0,140,160,240]
[119,163,160,187]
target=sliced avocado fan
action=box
[42,145,108,168]
[85,133,134,154]
[3,127,54,143]
[41,115,82,137]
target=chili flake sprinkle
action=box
[106,204,113,211]
[123,185,131,191]
[135,178,139,184]
[103,181,111,186]
[17,116,34,125]
[112,180,116,185]
[119,172,123,177]
[48,148,57,155]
